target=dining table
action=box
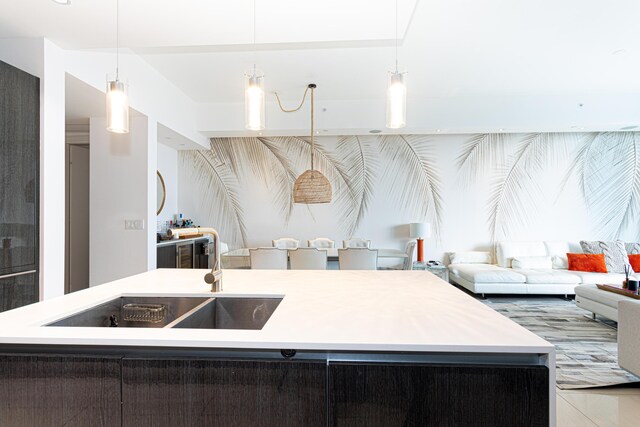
[221,247,407,269]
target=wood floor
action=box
[556,386,640,426]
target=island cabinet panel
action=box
[328,362,549,427]
[122,358,327,427]
[0,354,121,427]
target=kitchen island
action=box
[0,269,555,426]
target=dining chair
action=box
[343,237,371,249]
[289,248,328,270]
[272,237,300,250]
[249,248,288,270]
[338,248,378,270]
[308,237,335,248]
[376,241,415,270]
[402,241,416,270]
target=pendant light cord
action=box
[310,85,315,170]
[252,0,256,73]
[274,84,315,169]
[116,0,119,80]
[274,85,310,113]
[395,0,398,73]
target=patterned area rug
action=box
[483,297,640,390]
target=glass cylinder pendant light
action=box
[245,68,265,131]
[106,79,129,133]
[245,0,265,130]
[107,0,129,134]
[387,71,406,129]
[386,0,407,129]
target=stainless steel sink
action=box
[170,297,282,330]
[46,296,210,328]
[45,296,282,330]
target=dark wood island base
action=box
[0,347,549,427]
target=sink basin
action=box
[46,296,210,328]
[170,297,282,330]
[45,296,282,330]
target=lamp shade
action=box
[409,223,431,239]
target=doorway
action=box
[65,142,90,294]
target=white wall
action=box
[178,133,640,263]
[0,37,66,299]
[64,49,208,149]
[89,116,156,286]
[198,93,640,137]
[157,142,178,223]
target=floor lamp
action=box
[409,223,431,263]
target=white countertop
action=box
[0,269,553,354]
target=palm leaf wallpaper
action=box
[177,132,640,256]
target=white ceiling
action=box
[0,0,416,49]
[4,0,640,137]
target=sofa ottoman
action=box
[575,284,633,322]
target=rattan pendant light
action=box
[276,84,332,204]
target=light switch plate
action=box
[125,219,145,230]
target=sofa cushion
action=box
[449,251,492,264]
[580,240,632,274]
[512,256,552,269]
[544,241,582,269]
[449,264,526,283]
[544,241,582,255]
[512,269,581,284]
[551,255,569,269]
[496,241,547,268]
[629,254,640,272]
[568,253,608,273]
[571,271,627,285]
[625,242,640,255]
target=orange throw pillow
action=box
[629,254,640,272]
[567,253,607,273]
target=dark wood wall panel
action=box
[329,362,549,427]
[122,358,326,427]
[0,354,121,427]
[1,59,40,313]
[0,272,38,312]
[0,60,40,278]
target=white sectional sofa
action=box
[448,241,634,296]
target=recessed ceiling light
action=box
[499,128,504,132]
[621,125,638,130]
[52,0,71,5]
[369,129,382,134]
[436,129,441,133]
[612,48,627,56]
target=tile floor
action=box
[556,386,640,426]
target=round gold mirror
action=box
[157,171,166,215]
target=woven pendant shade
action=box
[276,83,332,204]
[293,169,332,204]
